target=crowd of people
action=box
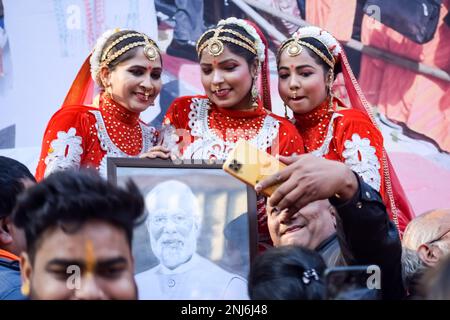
[1,5,449,300]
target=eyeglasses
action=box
[427,228,450,245]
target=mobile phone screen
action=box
[324,266,381,300]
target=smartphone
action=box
[324,266,381,300]
[222,139,285,197]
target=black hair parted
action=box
[0,156,36,218]
[248,245,326,300]
[197,23,258,66]
[12,169,145,262]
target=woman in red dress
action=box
[153,18,304,249]
[157,18,303,161]
[35,29,161,180]
[276,26,414,233]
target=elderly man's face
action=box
[149,208,197,269]
[267,199,336,250]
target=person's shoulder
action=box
[135,265,159,281]
[0,264,23,299]
[170,95,209,108]
[46,104,97,124]
[196,255,245,281]
[334,106,375,126]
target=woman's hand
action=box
[140,146,171,159]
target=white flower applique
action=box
[44,128,83,178]
[342,133,381,191]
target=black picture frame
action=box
[107,157,257,299]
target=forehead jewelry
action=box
[280,36,335,69]
[287,40,303,57]
[208,26,225,57]
[102,33,159,66]
[197,26,257,58]
[143,36,158,61]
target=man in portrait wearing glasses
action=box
[402,208,450,298]
[135,180,248,300]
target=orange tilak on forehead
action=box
[85,239,96,274]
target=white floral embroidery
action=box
[44,128,83,178]
[342,133,381,191]
[182,98,279,160]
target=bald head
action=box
[403,209,450,250]
[401,209,450,288]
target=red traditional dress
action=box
[164,95,304,159]
[294,97,412,232]
[295,98,384,191]
[163,95,305,249]
[35,94,157,180]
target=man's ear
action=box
[0,217,13,245]
[20,252,33,290]
[417,243,441,267]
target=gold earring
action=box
[284,104,289,118]
[21,281,30,296]
[327,71,334,111]
[106,85,113,100]
[251,77,259,108]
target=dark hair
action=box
[13,169,144,262]
[278,37,342,78]
[0,156,36,218]
[97,30,161,87]
[102,30,160,69]
[197,24,257,67]
[248,245,326,300]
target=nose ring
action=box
[291,89,297,99]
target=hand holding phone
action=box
[222,139,285,197]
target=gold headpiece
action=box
[101,33,159,66]
[196,26,257,57]
[278,35,335,68]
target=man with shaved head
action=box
[402,209,450,297]
[135,180,248,300]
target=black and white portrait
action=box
[107,158,257,300]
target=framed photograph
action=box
[107,157,257,300]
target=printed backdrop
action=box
[0,0,158,149]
